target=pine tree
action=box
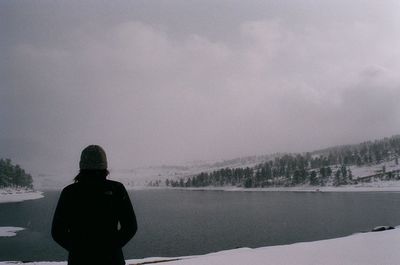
[309,171,318,186]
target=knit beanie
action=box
[79,145,108,170]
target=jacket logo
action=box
[104,191,113,195]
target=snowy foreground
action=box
[1,228,400,265]
[0,188,44,203]
[0,227,24,237]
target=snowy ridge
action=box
[1,228,400,265]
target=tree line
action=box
[165,135,400,188]
[0,158,33,188]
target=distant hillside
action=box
[0,158,33,188]
[164,135,400,188]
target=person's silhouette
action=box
[52,145,137,265]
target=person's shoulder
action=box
[58,182,79,198]
[105,179,123,185]
[105,179,126,189]
[61,182,78,193]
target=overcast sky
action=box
[1,0,400,175]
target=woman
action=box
[52,145,137,265]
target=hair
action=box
[74,169,110,183]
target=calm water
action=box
[1,189,400,261]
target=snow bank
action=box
[151,228,400,265]
[1,228,400,265]
[0,189,44,203]
[0,227,24,237]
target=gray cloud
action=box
[1,1,400,176]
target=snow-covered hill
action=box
[349,159,400,180]
[32,157,400,190]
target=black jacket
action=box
[52,179,137,265]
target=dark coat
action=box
[52,178,137,265]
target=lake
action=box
[1,189,400,261]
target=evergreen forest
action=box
[0,158,33,188]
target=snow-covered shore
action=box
[129,181,400,192]
[1,228,399,265]
[182,185,400,192]
[0,227,24,237]
[0,188,44,203]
